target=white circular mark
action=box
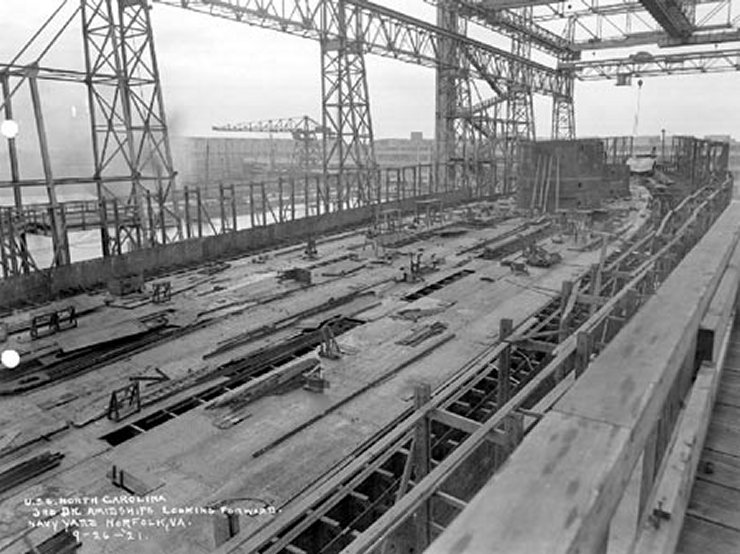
[0,119,19,139]
[1,349,20,369]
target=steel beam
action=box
[638,0,695,38]
[423,0,576,57]
[551,73,575,139]
[562,45,740,79]
[571,28,740,52]
[154,0,570,97]
[80,0,180,254]
[28,71,70,267]
[476,0,560,8]
[0,74,29,274]
[321,0,376,204]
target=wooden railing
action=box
[427,182,740,554]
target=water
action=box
[19,202,316,269]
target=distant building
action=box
[170,136,294,190]
[721,138,740,175]
[374,132,434,167]
[168,133,740,193]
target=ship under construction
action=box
[1,1,740,554]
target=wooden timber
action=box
[427,200,740,554]
[0,196,655,554]
[675,319,740,553]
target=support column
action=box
[504,7,535,195]
[413,383,432,550]
[80,0,180,252]
[552,18,576,140]
[435,2,461,192]
[551,73,575,140]
[29,70,70,267]
[1,74,30,273]
[497,318,513,466]
[321,0,375,206]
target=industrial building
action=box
[1,1,740,554]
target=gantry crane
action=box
[212,116,329,175]
[3,0,740,279]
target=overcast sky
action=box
[1,0,739,145]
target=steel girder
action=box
[638,0,695,38]
[321,0,376,207]
[213,116,325,173]
[534,0,734,52]
[156,0,572,196]
[423,0,576,58]
[503,6,536,193]
[552,17,576,140]
[212,115,325,135]
[435,3,467,191]
[154,0,571,97]
[507,8,536,146]
[562,45,740,79]
[81,0,179,254]
[551,87,576,139]
[435,3,505,196]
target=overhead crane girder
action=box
[155,0,573,197]
[213,116,326,135]
[638,0,695,38]
[213,115,326,172]
[154,0,570,97]
[562,45,740,79]
[423,0,576,58]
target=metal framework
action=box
[427,0,577,57]
[213,116,326,173]
[0,0,180,274]
[207,164,733,554]
[638,0,695,38]
[562,45,740,79]
[533,0,735,49]
[81,0,180,254]
[155,0,573,192]
[2,0,739,276]
[505,6,537,187]
[321,1,376,204]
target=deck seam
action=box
[684,512,740,534]
[695,475,740,494]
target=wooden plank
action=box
[700,266,739,335]
[716,367,740,408]
[431,409,507,446]
[699,262,740,363]
[632,310,733,553]
[4,294,106,334]
[435,490,467,511]
[426,412,631,554]
[0,430,20,453]
[686,479,740,530]
[428,201,740,554]
[631,352,728,554]
[557,214,740,428]
[58,319,150,353]
[207,358,319,411]
[704,403,740,455]
[676,515,740,554]
[696,449,740,491]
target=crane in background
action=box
[212,116,330,176]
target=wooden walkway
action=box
[677,322,740,553]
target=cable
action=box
[632,79,644,138]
